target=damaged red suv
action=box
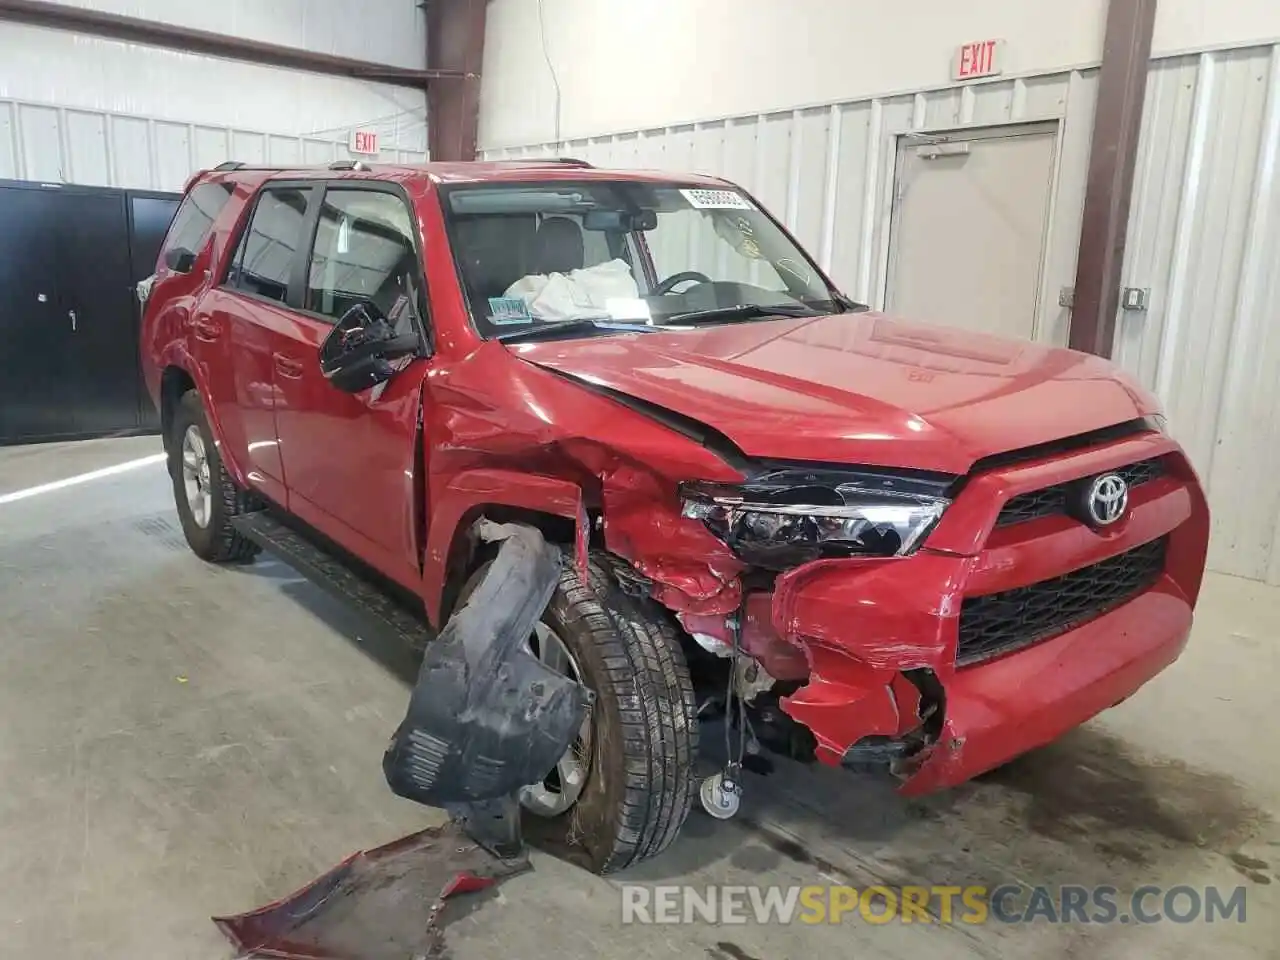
[140,159,1209,873]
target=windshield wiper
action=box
[665,302,821,325]
[494,318,658,343]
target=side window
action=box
[306,189,422,326]
[161,181,233,258]
[227,186,312,304]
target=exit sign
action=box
[953,39,1005,81]
[350,129,379,155]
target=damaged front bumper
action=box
[764,547,1198,794]
[889,586,1191,793]
[666,432,1210,795]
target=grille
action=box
[956,537,1167,666]
[995,457,1166,527]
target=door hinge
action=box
[1058,287,1074,308]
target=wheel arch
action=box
[156,352,248,488]
[424,469,589,628]
[159,365,196,454]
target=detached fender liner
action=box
[383,520,592,809]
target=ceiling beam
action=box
[1068,0,1158,357]
[0,0,466,89]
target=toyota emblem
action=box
[1086,473,1129,526]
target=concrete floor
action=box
[1,436,1276,960]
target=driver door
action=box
[271,183,431,591]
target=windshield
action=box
[441,180,843,340]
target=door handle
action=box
[193,316,221,342]
[274,353,305,379]
[68,309,77,332]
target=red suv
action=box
[140,159,1209,872]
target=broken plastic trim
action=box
[383,521,592,836]
[838,668,946,775]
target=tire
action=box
[459,551,698,873]
[534,555,699,873]
[169,390,261,564]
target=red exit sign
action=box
[350,128,379,155]
[953,39,1005,81]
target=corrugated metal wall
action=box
[481,43,1280,584]
[0,96,428,191]
[480,70,1098,348]
[54,0,427,69]
[0,1,429,192]
[1117,45,1280,583]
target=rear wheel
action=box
[169,390,261,564]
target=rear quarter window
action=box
[160,181,234,260]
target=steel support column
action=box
[1068,0,1158,357]
[425,0,486,161]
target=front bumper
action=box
[892,584,1190,793]
[763,428,1209,794]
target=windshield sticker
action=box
[487,296,533,325]
[680,188,753,211]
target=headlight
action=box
[680,467,952,571]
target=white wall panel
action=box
[1116,45,1280,583]
[0,24,428,142]
[53,0,426,70]
[484,43,1280,584]
[480,0,1280,150]
[64,110,110,185]
[481,71,1090,342]
[0,10,429,192]
[0,91,427,191]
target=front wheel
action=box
[169,390,261,564]
[523,556,699,873]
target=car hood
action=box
[509,312,1160,475]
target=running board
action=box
[230,511,431,684]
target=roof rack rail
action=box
[212,160,375,174]
[550,157,592,167]
[210,161,295,172]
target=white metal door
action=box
[885,125,1058,342]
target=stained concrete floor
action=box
[0,435,1277,960]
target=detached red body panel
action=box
[139,160,1210,803]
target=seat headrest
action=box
[531,216,585,275]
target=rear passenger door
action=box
[270,183,432,592]
[202,183,315,507]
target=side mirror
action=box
[319,301,421,394]
[324,352,398,394]
[164,246,197,274]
